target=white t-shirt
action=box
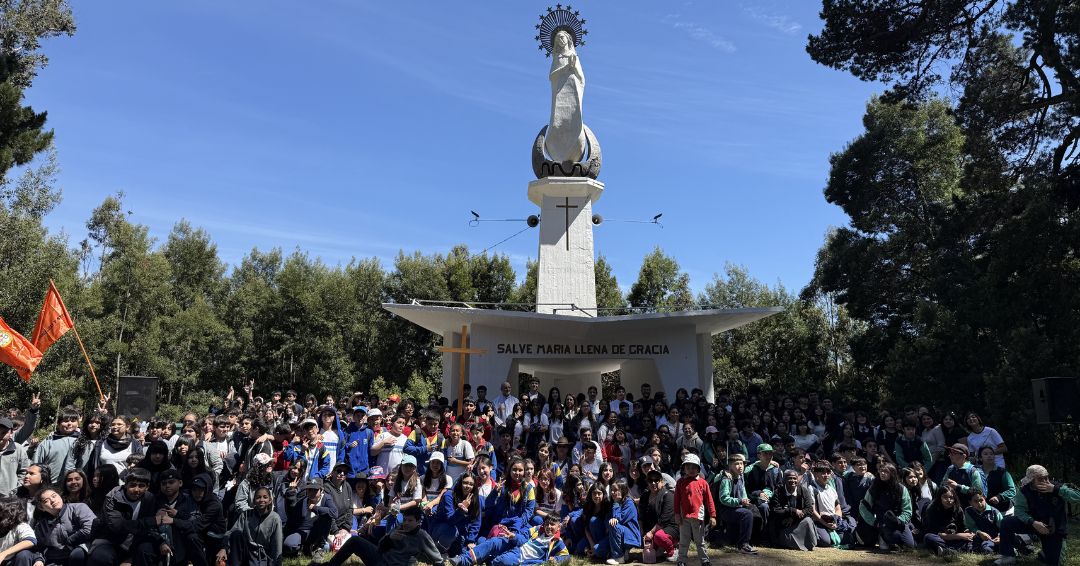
[321,429,339,464]
[424,473,453,503]
[389,476,424,504]
[445,440,475,482]
[0,523,34,553]
[98,441,133,474]
[966,427,1006,468]
[375,431,408,472]
[548,419,564,443]
[581,457,600,478]
[793,434,819,451]
[810,481,839,516]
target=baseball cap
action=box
[305,477,323,490]
[0,418,12,430]
[366,408,382,418]
[332,462,350,474]
[352,406,368,414]
[639,456,654,465]
[705,426,719,434]
[758,443,775,453]
[300,418,318,429]
[429,451,445,463]
[159,469,183,483]
[401,455,417,467]
[948,443,969,455]
[388,394,401,403]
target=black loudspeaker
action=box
[117,376,158,421]
[1032,377,1079,424]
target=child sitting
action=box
[964,488,1001,554]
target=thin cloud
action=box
[741,7,802,35]
[664,14,736,52]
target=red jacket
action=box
[673,476,716,519]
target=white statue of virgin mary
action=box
[545,30,586,163]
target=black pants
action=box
[223,530,278,566]
[282,515,333,556]
[88,541,156,566]
[325,536,385,566]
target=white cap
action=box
[300,419,318,428]
[429,451,445,463]
[367,408,382,418]
[682,454,702,468]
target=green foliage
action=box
[807,0,1080,454]
[594,254,627,315]
[0,0,75,88]
[0,55,51,181]
[626,246,695,311]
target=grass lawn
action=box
[282,519,1078,566]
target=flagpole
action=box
[49,280,104,401]
[70,325,104,401]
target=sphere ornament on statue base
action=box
[532,124,602,179]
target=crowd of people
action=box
[0,378,1076,566]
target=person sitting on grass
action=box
[218,486,281,566]
[603,480,641,565]
[855,462,915,551]
[767,469,817,551]
[942,443,983,508]
[964,488,1002,554]
[995,464,1080,566]
[921,485,975,556]
[976,445,1015,514]
[318,504,444,566]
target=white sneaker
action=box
[605,556,627,565]
[666,551,678,562]
[877,536,889,551]
[994,558,1016,565]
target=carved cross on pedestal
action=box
[556,197,578,251]
[436,326,487,415]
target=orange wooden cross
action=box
[437,325,487,415]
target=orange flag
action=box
[0,316,43,382]
[30,280,73,354]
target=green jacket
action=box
[717,472,748,508]
[857,481,913,526]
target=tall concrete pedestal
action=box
[529,177,604,316]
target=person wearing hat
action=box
[674,454,719,563]
[638,455,675,491]
[743,443,781,528]
[995,464,1080,565]
[284,419,331,480]
[280,476,339,561]
[342,406,375,480]
[326,463,357,540]
[317,406,346,469]
[641,469,680,562]
[943,443,984,508]
[717,453,761,555]
[150,467,205,566]
[187,473,227,566]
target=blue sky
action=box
[27,1,882,296]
